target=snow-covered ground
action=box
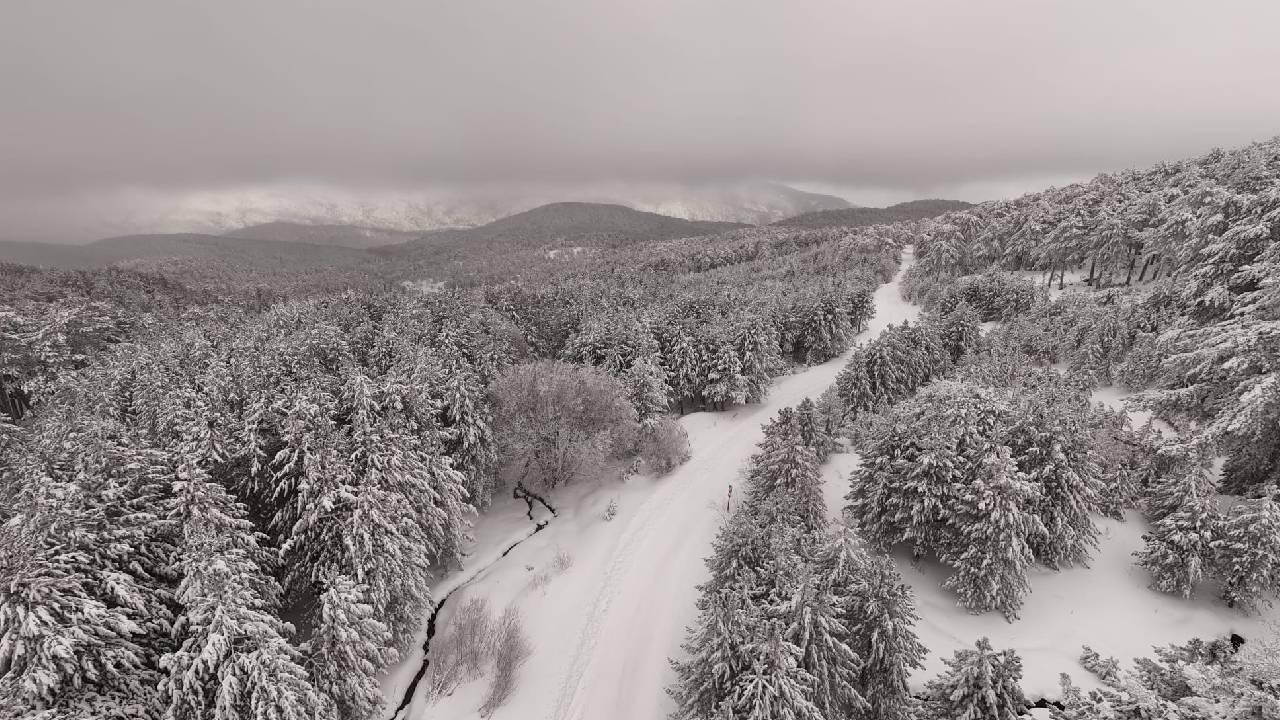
[380,249,921,720]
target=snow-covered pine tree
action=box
[780,569,867,719]
[438,369,499,509]
[701,508,783,600]
[1134,477,1220,598]
[668,584,760,720]
[941,447,1044,619]
[832,346,872,418]
[161,462,331,720]
[795,397,835,462]
[722,621,825,720]
[0,423,177,716]
[844,555,927,720]
[1210,494,1280,611]
[623,355,673,424]
[733,315,782,403]
[703,335,747,409]
[924,637,1026,720]
[746,415,827,535]
[1005,398,1102,569]
[303,575,397,720]
[1141,446,1219,523]
[937,299,983,363]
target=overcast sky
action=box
[3,0,1279,239]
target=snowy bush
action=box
[426,597,496,700]
[637,416,691,475]
[479,607,532,717]
[491,360,638,490]
[603,498,618,521]
[551,549,574,573]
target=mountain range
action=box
[0,197,970,273]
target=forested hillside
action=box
[776,198,974,228]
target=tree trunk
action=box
[1125,253,1138,285]
[1058,264,1066,290]
[1086,257,1096,286]
[1137,254,1154,282]
[1151,256,1162,281]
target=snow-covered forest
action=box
[3,133,1280,720]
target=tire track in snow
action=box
[549,431,732,720]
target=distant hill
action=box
[379,202,746,267]
[0,233,378,270]
[224,222,420,249]
[775,199,974,228]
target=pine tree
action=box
[795,397,835,462]
[1134,483,1219,598]
[438,370,498,509]
[668,585,760,720]
[722,622,825,720]
[0,422,177,715]
[747,418,827,534]
[1005,400,1102,569]
[781,570,867,719]
[937,300,983,363]
[303,576,397,720]
[844,555,927,720]
[161,463,332,720]
[623,355,673,424]
[924,637,1026,720]
[1210,495,1280,611]
[942,448,1044,619]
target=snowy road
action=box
[381,248,919,720]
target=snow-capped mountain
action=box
[114,181,850,236]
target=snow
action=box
[893,509,1278,699]
[381,248,920,720]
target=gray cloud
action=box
[2,0,1278,238]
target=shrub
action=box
[426,597,495,700]
[491,360,638,490]
[479,607,532,717]
[637,416,691,474]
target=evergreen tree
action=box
[937,300,983,363]
[1005,399,1102,569]
[438,370,499,509]
[795,397,835,462]
[623,355,673,424]
[941,448,1044,620]
[1210,495,1280,611]
[722,622,825,720]
[303,576,397,720]
[0,425,177,716]
[1134,483,1220,598]
[160,463,331,720]
[844,555,926,720]
[924,638,1026,720]
[668,585,759,720]
[781,570,867,719]
[747,418,827,534]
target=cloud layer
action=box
[3,0,1278,238]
